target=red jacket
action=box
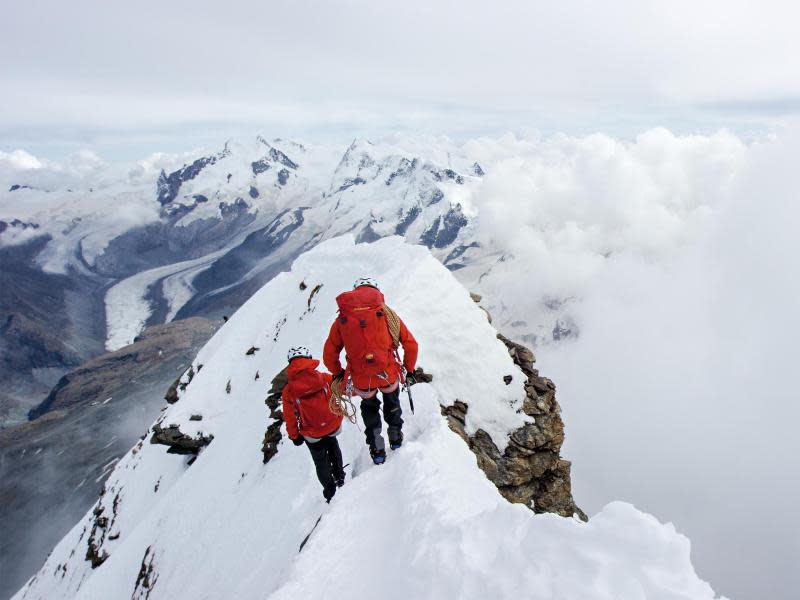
[281,358,343,440]
[323,287,418,391]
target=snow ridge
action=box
[14,236,721,600]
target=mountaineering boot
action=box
[389,431,403,450]
[370,447,387,465]
[323,483,337,503]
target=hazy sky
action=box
[2,0,800,158]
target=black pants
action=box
[306,435,344,498]
[360,388,403,452]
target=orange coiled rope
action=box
[329,376,358,424]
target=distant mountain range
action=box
[0,136,574,427]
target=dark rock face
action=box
[248,186,259,199]
[420,216,441,248]
[150,423,213,454]
[421,205,469,249]
[442,333,585,519]
[85,485,122,568]
[385,158,416,186]
[269,147,299,170]
[394,206,421,236]
[132,545,157,598]
[444,242,479,268]
[251,146,299,178]
[336,177,367,193]
[432,168,465,184]
[156,149,230,205]
[182,209,305,315]
[82,438,141,573]
[251,159,271,175]
[1,218,39,231]
[424,188,444,206]
[472,162,485,177]
[164,361,200,405]
[261,368,288,463]
[435,206,469,248]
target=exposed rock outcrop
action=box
[132,546,158,599]
[261,368,288,463]
[164,364,198,404]
[84,483,123,569]
[443,333,585,520]
[150,423,213,455]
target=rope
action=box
[383,304,401,349]
[329,377,358,424]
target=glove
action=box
[292,437,304,446]
[405,370,417,386]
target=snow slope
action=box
[13,236,721,600]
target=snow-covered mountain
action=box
[1,129,743,428]
[13,237,720,600]
[0,136,500,425]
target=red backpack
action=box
[286,369,337,435]
[335,286,397,378]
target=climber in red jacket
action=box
[323,277,418,465]
[282,346,345,502]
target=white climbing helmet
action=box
[353,277,379,290]
[287,346,311,362]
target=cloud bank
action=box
[460,127,799,600]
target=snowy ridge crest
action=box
[13,237,722,600]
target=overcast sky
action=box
[2,0,799,158]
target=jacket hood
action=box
[287,357,320,377]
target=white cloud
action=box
[467,127,800,600]
[465,128,747,312]
[0,149,43,170]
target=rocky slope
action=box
[28,317,219,419]
[0,317,218,600]
[444,328,585,519]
